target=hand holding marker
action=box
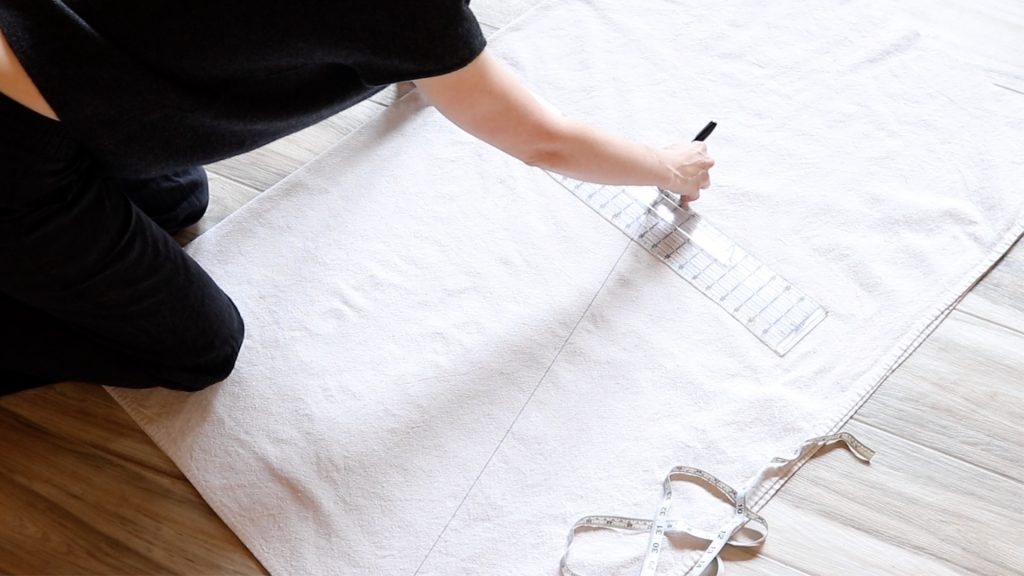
[658,121,717,204]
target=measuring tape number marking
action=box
[559,432,874,576]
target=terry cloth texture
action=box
[108,0,1024,574]
[0,0,486,177]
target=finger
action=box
[704,157,715,169]
[700,172,711,190]
[696,141,708,153]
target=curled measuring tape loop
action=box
[559,466,766,576]
[559,432,872,576]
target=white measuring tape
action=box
[547,173,827,356]
[559,432,874,576]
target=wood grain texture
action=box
[174,172,263,245]
[855,310,1024,483]
[208,100,384,192]
[0,384,265,575]
[959,238,1024,334]
[733,290,1024,575]
[368,81,418,109]
[722,550,814,576]
[757,422,1023,576]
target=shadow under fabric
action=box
[108,0,1024,574]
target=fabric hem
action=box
[745,217,1024,514]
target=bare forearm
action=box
[527,116,673,188]
[415,49,713,200]
[0,30,58,120]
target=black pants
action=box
[1,94,244,396]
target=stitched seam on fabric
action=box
[745,219,1024,513]
[719,220,1024,576]
[412,240,632,576]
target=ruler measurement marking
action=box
[547,173,826,355]
[706,253,746,291]
[599,190,624,210]
[734,274,776,315]
[663,238,690,259]
[690,257,719,282]
[719,263,762,302]
[638,218,663,240]
[763,296,806,336]
[786,305,818,336]
[750,284,791,324]
[651,229,678,252]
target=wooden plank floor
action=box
[2,2,1022,574]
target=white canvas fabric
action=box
[109,1,1024,574]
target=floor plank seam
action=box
[271,106,388,187]
[849,417,1024,486]
[362,96,389,108]
[773,480,993,576]
[96,446,189,484]
[742,552,818,576]
[0,406,79,448]
[208,105,388,196]
[0,470,174,571]
[954,307,1024,337]
[205,167,268,195]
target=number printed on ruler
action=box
[548,173,826,356]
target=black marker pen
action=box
[693,120,716,142]
[657,121,717,201]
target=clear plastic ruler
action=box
[547,173,826,356]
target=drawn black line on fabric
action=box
[545,122,827,355]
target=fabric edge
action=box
[104,386,272,571]
[745,218,1024,515]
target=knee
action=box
[172,168,210,231]
[159,305,245,392]
[120,167,210,233]
[179,335,242,392]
